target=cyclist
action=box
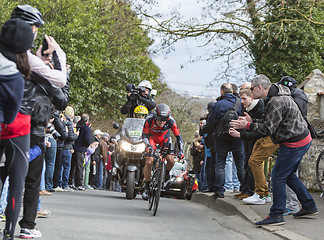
[120,80,156,118]
[134,105,148,119]
[141,104,184,200]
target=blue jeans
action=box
[214,148,245,194]
[270,142,316,216]
[45,138,57,191]
[94,161,103,188]
[40,161,46,191]
[0,177,9,214]
[224,152,240,190]
[61,149,72,189]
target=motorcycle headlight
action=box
[176,176,184,182]
[120,141,146,153]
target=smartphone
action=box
[41,38,48,56]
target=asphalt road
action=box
[3,190,283,240]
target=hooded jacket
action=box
[0,52,24,124]
[250,84,309,144]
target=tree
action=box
[133,0,324,84]
[0,0,161,118]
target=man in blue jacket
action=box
[207,83,245,199]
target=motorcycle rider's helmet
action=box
[134,105,148,119]
[11,5,44,27]
[138,80,152,90]
[155,104,170,121]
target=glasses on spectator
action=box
[250,85,259,91]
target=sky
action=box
[138,0,256,98]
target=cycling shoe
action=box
[142,189,149,201]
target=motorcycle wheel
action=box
[126,171,135,200]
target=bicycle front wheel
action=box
[153,163,164,216]
[316,151,324,194]
[148,170,158,211]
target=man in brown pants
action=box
[244,136,279,204]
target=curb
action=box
[191,192,311,240]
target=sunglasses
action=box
[250,85,259,91]
[157,116,168,122]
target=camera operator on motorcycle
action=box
[120,80,156,118]
[141,104,184,200]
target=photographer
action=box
[120,80,156,118]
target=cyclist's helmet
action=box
[278,76,297,89]
[156,104,170,121]
[134,105,148,119]
[11,5,44,27]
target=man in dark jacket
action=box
[231,74,318,226]
[206,83,245,199]
[69,113,92,191]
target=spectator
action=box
[229,87,265,202]
[84,141,99,189]
[69,113,92,191]
[0,18,35,240]
[205,83,245,199]
[61,107,78,191]
[231,74,318,226]
[190,131,204,191]
[199,103,215,192]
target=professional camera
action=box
[129,88,140,101]
[46,123,61,140]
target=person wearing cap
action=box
[68,114,92,191]
[0,18,35,240]
[120,80,156,118]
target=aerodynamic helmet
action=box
[134,105,148,119]
[155,104,170,121]
[138,80,152,91]
[278,76,297,89]
[11,5,44,27]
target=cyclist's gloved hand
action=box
[177,150,184,159]
[146,145,153,154]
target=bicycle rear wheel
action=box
[316,151,324,195]
[153,163,164,216]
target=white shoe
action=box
[264,195,272,203]
[243,192,265,205]
[53,186,64,192]
[19,228,42,238]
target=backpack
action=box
[216,98,241,139]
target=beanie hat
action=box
[102,132,110,139]
[65,106,74,118]
[0,18,34,54]
[278,76,297,89]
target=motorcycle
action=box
[111,118,146,199]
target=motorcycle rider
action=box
[120,80,156,118]
[134,105,148,119]
[141,104,184,200]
